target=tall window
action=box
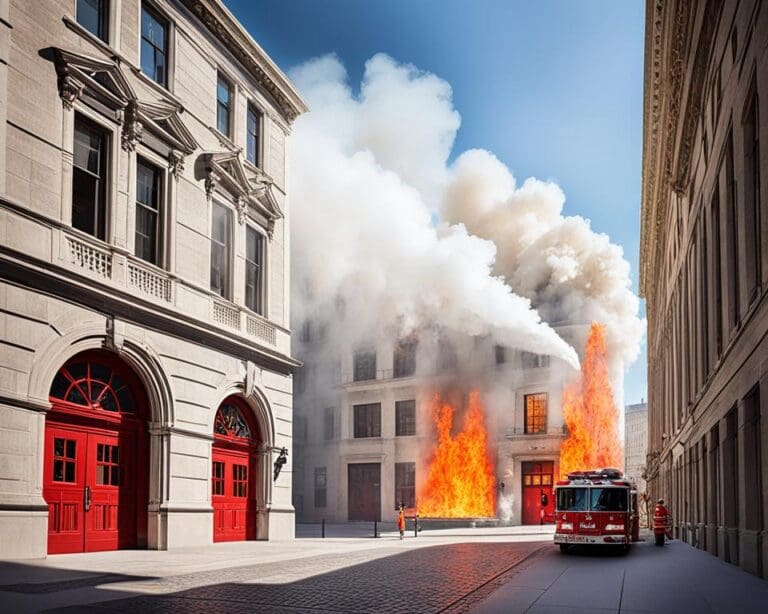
[353,349,376,382]
[210,202,231,298]
[524,393,547,434]
[393,339,416,378]
[743,87,761,303]
[245,226,264,314]
[140,4,168,87]
[323,407,335,441]
[711,188,723,357]
[494,345,506,365]
[246,104,261,166]
[135,158,163,265]
[395,400,416,436]
[72,115,108,240]
[216,73,232,137]
[725,131,740,331]
[353,403,381,438]
[77,0,109,42]
[314,467,327,508]
[395,462,415,509]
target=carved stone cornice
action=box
[639,0,722,312]
[179,0,307,124]
[168,150,185,180]
[120,101,143,152]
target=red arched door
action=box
[44,351,148,554]
[212,397,259,542]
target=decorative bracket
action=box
[168,150,185,181]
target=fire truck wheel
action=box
[655,533,665,546]
[559,544,569,554]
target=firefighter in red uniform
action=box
[653,498,672,546]
[397,503,406,540]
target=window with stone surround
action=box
[393,338,416,378]
[140,3,168,87]
[77,0,109,43]
[245,226,264,314]
[742,83,761,304]
[246,103,262,167]
[216,73,232,137]
[395,400,416,436]
[353,403,381,438]
[210,202,231,299]
[524,393,547,434]
[395,462,415,509]
[135,158,163,266]
[72,115,109,240]
[353,349,376,382]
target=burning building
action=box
[292,323,589,525]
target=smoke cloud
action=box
[289,54,580,368]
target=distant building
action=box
[292,323,587,526]
[640,0,767,578]
[624,401,648,495]
[0,0,306,558]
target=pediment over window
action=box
[137,100,198,155]
[53,48,135,113]
[201,151,283,237]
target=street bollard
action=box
[322,518,325,539]
[374,520,378,538]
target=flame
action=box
[418,391,496,517]
[559,323,624,478]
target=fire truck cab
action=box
[553,468,639,553]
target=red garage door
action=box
[212,397,259,542]
[44,351,148,554]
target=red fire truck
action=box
[553,468,639,553]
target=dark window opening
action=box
[77,0,109,42]
[353,349,376,382]
[72,115,108,240]
[217,73,231,136]
[353,403,381,438]
[247,104,261,166]
[314,467,327,508]
[393,339,417,377]
[210,202,231,298]
[395,400,416,436]
[135,158,163,265]
[245,226,264,314]
[395,462,415,509]
[140,3,168,86]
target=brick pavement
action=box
[42,542,545,613]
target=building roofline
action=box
[180,0,308,123]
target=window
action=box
[95,443,120,486]
[725,130,740,331]
[353,403,381,438]
[494,345,506,365]
[393,339,416,377]
[395,462,415,509]
[589,488,628,511]
[711,187,723,356]
[140,4,168,87]
[232,464,248,497]
[50,358,135,413]
[52,438,76,483]
[212,461,224,496]
[524,393,547,434]
[246,104,261,166]
[323,407,335,440]
[556,487,587,511]
[210,202,231,298]
[72,115,109,240]
[135,158,163,265]
[77,0,109,42]
[522,352,550,369]
[245,226,264,313]
[742,86,761,303]
[353,349,376,382]
[395,400,416,436]
[216,73,232,137]
[437,336,458,372]
[314,467,327,508]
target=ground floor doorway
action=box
[348,463,381,521]
[521,461,555,524]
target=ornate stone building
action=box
[0,0,305,557]
[640,0,767,577]
[624,401,647,496]
[292,324,586,526]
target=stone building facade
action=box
[624,401,647,496]
[292,325,585,526]
[640,0,767,577]
[0,0,306,558]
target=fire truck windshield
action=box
[556,487,588,511]
[589,488,628,511]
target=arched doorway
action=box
[44,350,149,554]
[212,396,260,542]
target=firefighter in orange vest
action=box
[653,498,672,546]
[397,503,406,540]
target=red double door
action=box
[44,423,140,554]
[521,461,555,525]
[212,445,256,541]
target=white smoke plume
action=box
[443,150,645,396]
[289,54,580,368]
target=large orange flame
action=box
[418,391,496,517]
[559,323,624,478]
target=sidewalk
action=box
[471,534,768,613]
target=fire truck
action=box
[553,468,639,553]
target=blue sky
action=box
[228,0,647,406]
